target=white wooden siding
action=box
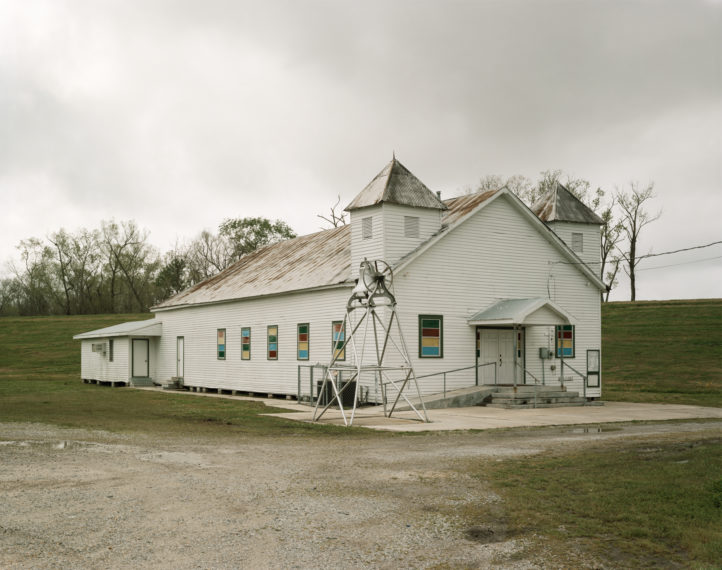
[154,288,353,394]
[546,221,601,276]
[390,194,602,398]
[150,193,601,399]
[80,338,130,383]
[350,207,384,278]
[381,203,442,266]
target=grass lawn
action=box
[468,436,722,568]
[0,313,362,437]
[602,299,722,407]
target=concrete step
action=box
[130,377,154,387]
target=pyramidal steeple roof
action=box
[345,157,447,211]
[531,182,603,225]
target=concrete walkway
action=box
[265,401,722,432]
[133,387,722,432]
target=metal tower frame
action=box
[312,259,429,426]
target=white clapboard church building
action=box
[75,158,605,407]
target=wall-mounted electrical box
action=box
[539,347,553,360]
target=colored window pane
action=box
[217,328,226,360]
[555,325,575,358]
[297,323,310,361]
[268,326,278,360]
[241,327,251,360]
[332,321,345,361]
[419,316,442,358]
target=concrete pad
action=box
[130,387,722,432]
[265,401,722,432]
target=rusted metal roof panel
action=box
[345,158,447,211]
[441,190,498,226]
[153,188,503,311]
[531,183,603,224]
[153,225,351,310]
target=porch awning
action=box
[73,319,162,340]
[467,298,574,327]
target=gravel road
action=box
[1,421,720,569]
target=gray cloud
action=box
[1,0,720,299]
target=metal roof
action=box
[467,298,574,326]
[152,181,603,311]
[153,225,350,310]
[531,183,604,225]
[441,190,499,226]
[73,319,162,339]
[344,157,447,211]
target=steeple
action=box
[531,182,603,225]
[345,157,447,212]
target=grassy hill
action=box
[602,298,722,407]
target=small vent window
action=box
[362,217,372,240]
[404,216,419,238]
[108,339,114,362]
[571,232,583,253]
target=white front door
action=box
[176,337,184,378]
[132,339,149,377]
[479,329,519,384]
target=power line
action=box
[554,240,722,266]
[635,241,722,261]
[637,255,722,272]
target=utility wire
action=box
[634,240,722,261]
[636,255,722,272]
[554,240,722,266]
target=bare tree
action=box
[599,197,624,302]
[616,182,661,301]
[317,195,348,228]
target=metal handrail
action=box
[560,361,587,400]
[381,361,497,400]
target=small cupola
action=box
[531,182,603,273]
[346,157,447,277]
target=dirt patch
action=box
[1,421,719,569]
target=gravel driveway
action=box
[1,421,720,569]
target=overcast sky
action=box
[1,0,720,301]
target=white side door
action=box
[176,337,184,378]
[132,339,149,377]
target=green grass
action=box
[602,299,722,407]
[0,313,364,437]
[467,437,722,568]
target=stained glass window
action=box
[332,321,345,361]
[555,325,575,358]
[297,323,309,360]
[217,329,226,360]
[267,325,278,360]
[241,327,251,360]
[419,315,443,358]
